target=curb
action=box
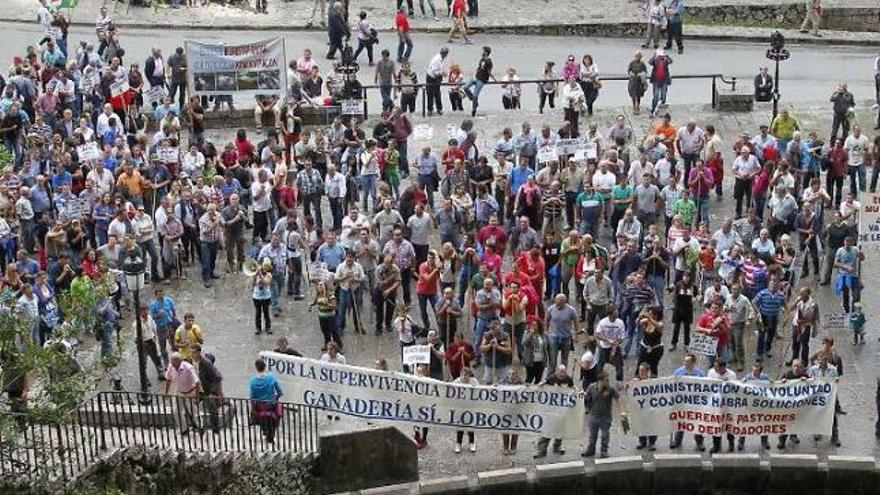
[1,16,877,47]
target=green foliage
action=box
[0,146,14,169]
[1,273,120,423]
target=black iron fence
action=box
[0,391,320,486]
[350,73,738,120]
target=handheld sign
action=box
[402,345,431,366]
[110,79,130,97]
[341,99,364,115]
[76,142,100,161]
[688,333,718,357]
[413,124,434,142]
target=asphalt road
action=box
[1,22,878,112]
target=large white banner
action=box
[624,376,837,437]
[859,192,880,249]
[186,38,287,98]
[260,352,585,438]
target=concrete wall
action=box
[317,427,420,494]
[335,454,880,495]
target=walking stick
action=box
[443,312,451,380]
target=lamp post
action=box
[122,250,151,405]
[765,31,790,121]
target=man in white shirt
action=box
[844,125,869,195]
[251,169,273,242]
[711,219,742,255]
[731,146,760,217]
[133,205,161,282]
[325,164,347,232]
[706,360,736,453]
[181,145,206,180]
[675,120,705,179]
[95,103,116,136]
[334,250,366,334]
[425,47,448,116]
[594,308,625,385]
[86,161,114,196]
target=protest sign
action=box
[261,352,584,437]
[402,345,431,366]
[688,333,718,357]
[76,142,100,161]
[341,99,364,115]
[556,138,582,156]
[859,193,880,249]
[110,79,130,97]
[187,38,288,98]
[822,313,848,332]
[63,198,90,220]
[537,146,557,164]
[144,86,168,107]
[624,376,837,437]
[158,147,179,164]
[413,124,434,142]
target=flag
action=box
[48,0,79,9]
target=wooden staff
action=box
[443,308,451,380]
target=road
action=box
[1,22,878,112]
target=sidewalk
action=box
[6,0,879,46]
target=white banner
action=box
[859,193,880,249]
[158,147,179,164]
[688,333,718,357]
[187,38,288,98]
[402,345,431,365]
[261,352,585,438]
[413,124,434,142]
[537,146,557,164]
[624,376,837,437]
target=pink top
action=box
[165,361,200,394]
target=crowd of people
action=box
[3,0,878,457]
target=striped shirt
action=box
[623,284,655,307]
[754,288,785,317]
[740,259,767,289]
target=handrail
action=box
[349,73,737,118]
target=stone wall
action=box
[685,5,880,32]
[71,446,316,495]
[345,454,880,495]
[316,427,419,494]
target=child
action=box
[850,302,866,345]
[642,223,660,257]
[673,189,697,229]
[698,239,717,292]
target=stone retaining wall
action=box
[684,5,880,32]
[70,446,315,495]
[342,454,880,495]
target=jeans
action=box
[301,192,323,229]
[757,313,779,359]
[353,38,374,64]
[375,290,397,332]
[329,197,344,231]
[651,82,668,113]
[463,79,486,101]
[598,347,624,382]
[270,272,284,313]
[287,257,303,296]
[138,239,161,280]
[622,310,643,358]
[379,84,394,112]
[648,275,666,315]
[547,335,571,372]
[665,21,683,49]
[336,288,363,334]
[420,0,437,17]
[397,32,413,62]
[730,322,746,368]
[418,293,438,330]
[361,174,379,211]
[830,111,849,142]
[585,416,612,455]
[848,165,866,195]
[3,138,22,166]
[696,197,710,226]
[199,241,218,282]
[473,317,495,360]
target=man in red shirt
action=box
[477,215,507,254]
[441,138,465,172]
[696,301,731,366]
[395,9,413,63]
[445,332,475,378]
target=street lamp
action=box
[765,31,790,121]
[122,250,151,406]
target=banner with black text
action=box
[624,376,837,437]
[260,352,584,438]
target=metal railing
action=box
[352,73,737,119]
[0,391,320,486]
